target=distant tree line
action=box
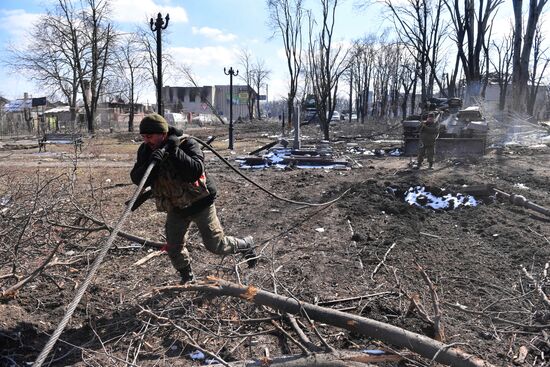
[7,0,549,137]
[267,0,549,140]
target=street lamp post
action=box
[224,67,239,150]
[150,13,169,116]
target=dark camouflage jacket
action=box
[130,129,217,214]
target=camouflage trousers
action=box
[417,141,436,165]
[164,204,241,272]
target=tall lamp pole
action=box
[224,67,239,150]
[150,13,169,116]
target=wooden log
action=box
[155,278,497,367]
[249,140,281,156]
[205,350,398,366]
[235,156,268,165]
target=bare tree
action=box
[56,0,115,133]
[385,0,445,103]
[350,36,377,122]
[307,0,350,140]
[526,25,549,117]
[444,0,503,105]
[237,48,256,121]
[251,59,271,120]
[490,32,513,111]
[110,33,148,131]
[267,0,304,131]
[511,0,549,113]
[400,60,417,117]
[7,3,83,128]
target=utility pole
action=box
[224,67,239,150]
[150,13,169,116]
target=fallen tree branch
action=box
[205,350,400,366]
[371,242,396,280]
[1,240,62,299]
[139,307,231,366]
[316,291,395,306]
[154,277,497,367]
[443,301,550,330]
[415,261,445,342]
[521,265,550,308]
[284,313,322,353]
[133,250,164,266]
[73,212,164,248]
[271,319,310,355]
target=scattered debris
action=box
[237,145,350,170]
[346,144,403,157]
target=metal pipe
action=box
[494,188,550,217]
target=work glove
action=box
[165,135,181,154]
[151,148,167,162]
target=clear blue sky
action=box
[0,0,532,104]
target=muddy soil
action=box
[0,119,549,366]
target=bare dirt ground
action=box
[0,119,549,367]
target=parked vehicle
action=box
[401,98,488,157]
[302,94,318,124]
[330,111,341,121]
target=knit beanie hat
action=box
[139,113,169,134]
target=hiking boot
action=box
[235,236,258,268]
[179,265,195,285]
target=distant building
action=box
[162,85,258,120]
[1,93,48,135]
[96,101,146,131]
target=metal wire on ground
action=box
[33,158,159,367]
[194,137,351,206]
[34,137,350,366]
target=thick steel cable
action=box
[33,158,158,367]
[194,137,351,206]
[34,137,349,365]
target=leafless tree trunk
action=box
[238,48,256,121]
[252,59,271,120]
[385,0,444,104]
[267,0,304,132]
[56,0,115,133]
[490,33,514,111]
[400,61,416,117]
[111,33,147,132]
[307,0,349,140]
[526,25,549,117]
[80,0,115,133]
[156,278,498,367]
[511,0,549,113]
[349,36,376,123]
[445,0,503,105]
[7,2,82,129]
